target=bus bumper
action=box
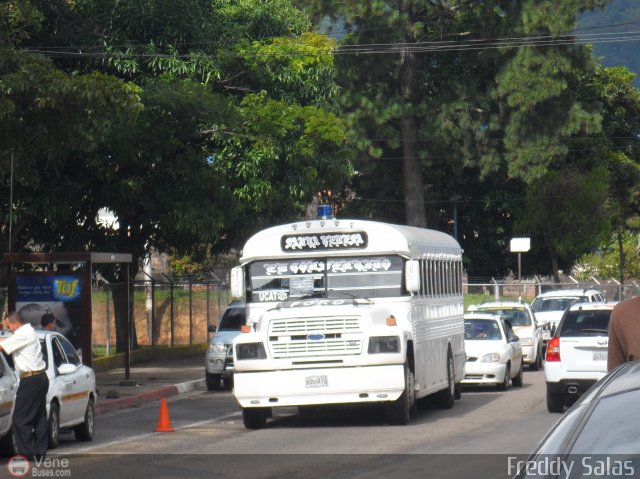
[233,364,405,408]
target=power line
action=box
[7,28,640,60]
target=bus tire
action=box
[454,382,462,400]
[386,363,414,425]
[242,407,269,429]
[435,352,455,409]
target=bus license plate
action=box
[305,375,328,388]
[593,351,607,361]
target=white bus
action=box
[230,207,465,428]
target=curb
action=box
[95,378,206,414]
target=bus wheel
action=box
[386,363,414,425]
[242,407,269,429]
[435,352,455,409]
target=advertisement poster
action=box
[14,273,83,350]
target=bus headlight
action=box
[368,336,400,354]
[236,342,267,360]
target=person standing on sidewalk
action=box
[0,311,49,459]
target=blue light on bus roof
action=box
[317,204,332,219]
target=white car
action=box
[530,289,605,342]
[462,313,524,390]
[205,302,246,390]
[0,351,18,452]
[0,330,97,449]
[544,301,615,413]
[470,301,544,370]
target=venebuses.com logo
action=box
[7,455,72,477]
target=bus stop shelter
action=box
[3,252,133,377]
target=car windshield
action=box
[479,308,531,327]
[217,307,245,331]
[464,319,502,340]
[531,296,586,313]
[558,310,611,336]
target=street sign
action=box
[510,237,531,253]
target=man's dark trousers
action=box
[12,373,49,459]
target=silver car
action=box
[205,303,246,390]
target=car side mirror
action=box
[208,324,216,333]
[58,363,77,375]
[510,335,520,343]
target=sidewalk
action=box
[94,354,206,414]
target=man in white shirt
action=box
[0,311,49,459]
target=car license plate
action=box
[593,351,607,361]
[305,375,328,388]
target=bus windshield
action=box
[247,255,404,302]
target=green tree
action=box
[300,0,610,230]
[518,166,610,282]
[1,0,352,351]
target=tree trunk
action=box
[618,230,625,289]
[399,19,426,227]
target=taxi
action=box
[469,300,544,370]
[0,330,97,449]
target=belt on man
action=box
[20,369,45,379]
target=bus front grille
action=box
[268,317,362,358]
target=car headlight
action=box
[209,343,227,354]
[236,342,267,360]
[520,337,533,346]
[368,336,400,354]
[480,352,501,363]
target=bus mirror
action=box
[405,260,420,293]
[230,266,245,299]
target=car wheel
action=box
[434,353,455,409]
[538,345,545,367]
[74,398,95,442]
[224,375,234,391]
[512,361,524,387]
[386,362,415,424]
[206,373,222,391]
[454,382,462,400]
[497,363,510,391]
[48,402,60,449]
[529,349,540,371]
[242,407,269,429]
[547,389,565,413]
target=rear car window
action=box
[558,310,611,337]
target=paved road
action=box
[39,368,559,478]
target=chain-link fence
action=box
[464,277,640,306]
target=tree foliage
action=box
[0,0,352,349]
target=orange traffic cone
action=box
[154,398,175,432]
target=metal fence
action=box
[3,274,638,356]
[92,279,230,355]
[464,277,640,304]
